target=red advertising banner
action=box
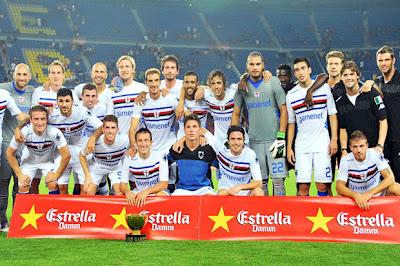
[8,195,400,244]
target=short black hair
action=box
[57,88,73,99]
[293,57,311,68]
[183,114,201,127]
[183,71,198,83]
[277,64,292,74]
[82,83,97,95]
[227,125,245,139]
[135,127,152,141]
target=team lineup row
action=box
[1,46,400,230]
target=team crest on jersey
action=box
[153,111,159,118]
[107,155,112,160]
[198,151,204,159]
[219,105,225,111]
[65,126,71,133]
[125,97,131,104]
[229,163,235,170]
[37,143,44,149]
[143,169,150,177]
[18,96,25,103]
[254,91,260,98]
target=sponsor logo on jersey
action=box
[139,210,190,232]
[336,212,394,235]
[46,208,96,230]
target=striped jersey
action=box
[286,82,337,153]
[87,134,129,168]
[204,85,236,143]
[0,89,21,142]
[80,101,113,142]
[177,98,208,138]
[32,86,78,108]
[121,151,169,192]
[110,81,148,134]
[132,94,178,153]
[205,132,262,187]
[9,125,67,163]
[48,104,103,146]
[338,149,389,194]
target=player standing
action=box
[286,57,338,196]
[232,52,288,196]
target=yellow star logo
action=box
[208,207,234,232]
[306,208,334,234]
[20,205,44,230]
[111,207,129,230]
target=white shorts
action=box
[132,188,170,196]
[19,161,55,186]
[56,145,84,185]
[217,186,251,196]
[295,152,332,183]
[88,162,123,186]
[172,186,216,196]
[249,139,288,179]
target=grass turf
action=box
[0,235,398,265]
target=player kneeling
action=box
[79,115,129,195]
[336,130,400,210]
[6,105,70,194]
[120,128,169,207]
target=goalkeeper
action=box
[232,51,288,196]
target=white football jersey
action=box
[32,86,78,108]
[110,81,148,134]
[80,101,113,142]
[85,134,129,168]
[120,151,169,192]
[9,125,67,164]
[204,85,236,143]
[205,132,262,187]
[160,79,183,101]
[177,98,208,139]
[48,104,102,146]
[0,89,21,141]
[286,82,337,153]
[338,149,389,194]
[132,94,178,153]
[74,84,114,111]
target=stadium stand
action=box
[1,0,399,86]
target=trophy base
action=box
[125,234,146,242]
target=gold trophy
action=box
[125,214,147,242]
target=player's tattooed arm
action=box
[304,73,328,107]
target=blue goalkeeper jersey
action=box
[168,143,217,191]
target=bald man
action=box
[0,63,34,232]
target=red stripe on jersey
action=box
[142,109,174,118]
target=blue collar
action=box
[247,77,263,89]
[12,82,26,95]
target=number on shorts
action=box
[272,162,284,174]
[325,167,331,179]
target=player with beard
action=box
[177,72,208,138]
[0,63,33,231]
[337,130,400,210]
[361,46,400,182]
[160,55,183,100]
[276,64,296,94]
[232,51,288,196]
[337,61,387,156]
